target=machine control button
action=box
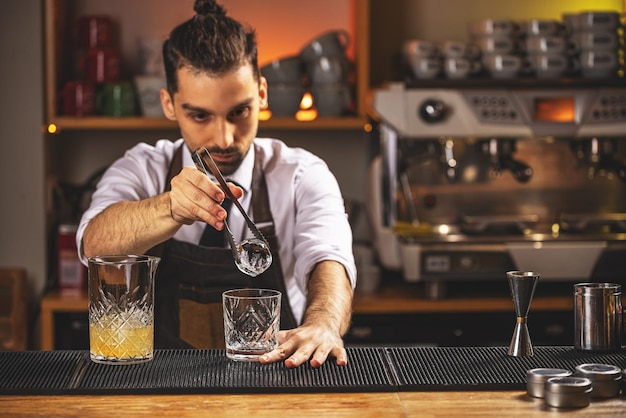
[425,255,451,272]
[459,256,475,270]
[419,99,448,123]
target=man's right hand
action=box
[169,166,243,230]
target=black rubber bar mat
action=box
[0,347,393,395]
[0,347,624,395]
[385,346,626,391]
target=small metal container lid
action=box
[526,368,572,398]
[575,363,622,398]
[545,377,593,394]
[527,368,572,383]
[544,377,592,408]
[575,363,622,380]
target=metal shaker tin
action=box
[573,283,622,351]
[575,363,622,398]
[544,376,592,408]
[526,368,572,398]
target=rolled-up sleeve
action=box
[261,141,356,308]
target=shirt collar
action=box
[182,143,254,194]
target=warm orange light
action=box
[534,98,575,123]
[296,109,318,121]
[300,92,314,109]
[259,109,272,121]
[295,92,317,121]
[47,123,58,134]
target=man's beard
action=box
[207,146,244,176]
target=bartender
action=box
[77,0,356,368]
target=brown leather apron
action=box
[148,144,297,349]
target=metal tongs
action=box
[191,147,271,257]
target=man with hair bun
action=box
[78,0,356,369]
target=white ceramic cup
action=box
[563,11,622,33]
[569,30,619,53]
[577,11,622,31]
[524,54,568,78]
[408,55,442,79]
[134,75,166,117]
[518,19,562,37]
[472,35,516,55]
[579,50,619,78]
[482,54,522,79]
[403,39,439,59]
[525,35,567,55]
[444,57,481,79]
[137,37,165,77]
[439,40,480,59]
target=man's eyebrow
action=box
[181,98,255,114]
[181,103,209,113]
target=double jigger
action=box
[507,270,540,357]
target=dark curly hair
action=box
[162,0,259,94]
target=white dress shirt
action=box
[77,137,356,323]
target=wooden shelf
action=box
[352,280,574,314]
[40,285,575,349]
[44,115,372,132]
[40,291,88,350]
[44,0,371,132]
[353,293,573,315]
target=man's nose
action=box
[213,119,235,148]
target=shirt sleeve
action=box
[290,155,357,292]
[76,139,179,263]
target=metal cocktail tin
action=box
[575,363,622,398]
[526,368,572,398]
[544,376,593,408]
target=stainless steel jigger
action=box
[507,270,540,356]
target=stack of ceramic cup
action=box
[468,19,523,79]
[518,19,569,79]
[563,11,622,79]
[260,55,305,117]
[439,40,482,80]
[134,37,167,118]
[300,30,353,117]
[66,15,138,118]
[402,39,441,80]
[74,15,121,85]
[60,15,122,117]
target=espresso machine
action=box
[368,79,626,299]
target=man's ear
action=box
[160,88,176,121]
[259,76,268,109]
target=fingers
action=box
[169,167,228,226]
[227,182,244,200]
[258,329,348,369]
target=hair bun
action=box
[194,0,226,17]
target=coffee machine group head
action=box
[482,138,533,183]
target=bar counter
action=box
[1,348,624,417]
[1,390,625,416]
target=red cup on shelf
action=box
[76,15,114,48]
[79,46,121,83]
[60,80,96,116]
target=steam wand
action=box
[572,138,626,183]
[483,139,533,183]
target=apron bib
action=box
[149,144,297,348]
